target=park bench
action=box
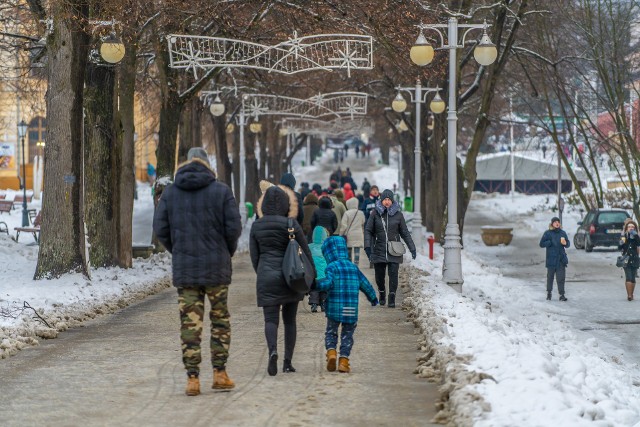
[14,211,41,243]
[13,194,33,208]
[0,221,7,236]
[0,200,13,214]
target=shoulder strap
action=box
[287,218,295,240]
[344,211,357,235]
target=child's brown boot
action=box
[338,357,350,373]
[186,374,200,396]
[212,368,235,390]
[326,349,337,372]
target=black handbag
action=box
[283,219,313,293]
[616,255,630,268]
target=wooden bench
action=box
[14,211,41,243]
[13,194,33,208]
[0,200,13,214]
[0,221,8,236]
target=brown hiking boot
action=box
[186,374,200,396]
[212,368,235,390]
[338,357,350,373]
[326,349,337,372]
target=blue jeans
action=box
[325,318,357,357]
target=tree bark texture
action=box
[424,113,448,241]
[35,1,90,279]
[212,116,232,185]
[245,134,260,208]
[84,63,118,267]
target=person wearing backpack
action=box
[316,236,378,373]
[250,186,314,376]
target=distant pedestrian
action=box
[329,191,346,233]
[340,197,365,266]
[361,178,371,199]
[302,192,319,238]
[311,196,338,235]
[316,236,378,373]
[364,189,416,308]
[355,145,360,158]
[343,143,349,158]
[618,219,639,301]
[147,162,156,184]
[153,147,241,396]
[280,173,304,226]
[361,185,379,223]
[539,216,570,301]
[342,183,355,201]
[308,225,330,313]
[250,186,315,376]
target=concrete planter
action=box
[481,226,513,246]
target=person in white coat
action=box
[339,197,365,265]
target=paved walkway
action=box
[0,253,440,426]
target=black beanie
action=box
[280,173,296,190]
[551,217,560,224]
[381,189,394,201]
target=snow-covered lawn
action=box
[407,193,640,427]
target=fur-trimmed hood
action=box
[256,184,299,219]
[174,158,216,191]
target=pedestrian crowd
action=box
[153,150,417,396]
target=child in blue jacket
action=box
[316,236,378,373]
[308,226,330,312]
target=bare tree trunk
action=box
[35,0,90,279]
[157,97,182,178]
[424,114,448,240]
[230,129,240,198]
[245,133,260,207]
[116,41,138,268]
[212,116,232,185]
[84,63,117,267]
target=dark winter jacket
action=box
[316,236,377,324]
[153,159,242,287]
[361,180,371,198]
[364,200,416,264]
[280,173,304,226]
[302,193,319,238]
[539,227,570,268]
[311,197,338,237]
[361,195,379,222]
[619,230,640,268]
[250,186,314,307]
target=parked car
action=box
[573,209,631,252]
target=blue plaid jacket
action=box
[316,236,378,324]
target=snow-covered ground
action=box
[408,193,640,427]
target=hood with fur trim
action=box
[256,184,299,218]
[174,158,216,191]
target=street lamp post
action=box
[391,81,445,253]
[410,18,497,287]
[17,120,28,227]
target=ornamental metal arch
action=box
[242,92,368,120]
[166,32,374,78]
[281,117,373,138]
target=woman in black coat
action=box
[364,189,416,308]
[619,219,640,301]
[250,185,314,376]
[310,196,338,240]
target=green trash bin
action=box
[245,202,254,219]
[404,196,413,212]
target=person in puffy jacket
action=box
[539,216,570,302]
[153,147,241,395]
[316,236,378,373]
[364,189,416,308]
[340,197,365,266]
[250,185,315,376]
[280,172,304,226]
[618,219,640,301]
[311,196,338,235]
[302,192,319,238]
[342,182,355,201]
[308,226,330,312]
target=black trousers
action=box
[546,265,566,295]
[374,262,399,294]
[262,302,298,361]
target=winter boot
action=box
[338,357,350,373]
[185,374,200,396]
[320,301,326,312]
[310,303,318,313]
[388,292,396,308]
[546,292,552,301]
[268,351,278,376]
[326,349,337,372]
[379,291,386,306]
[283,359,296,373]
[559,295,568,302]
[212,368,235,390]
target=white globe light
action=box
[226,123,235,134]
[209,95,225,116]
[474,32,498,66]
[391,93,407,113]
[100,33,126,64]
[410,32,434,66]
[429,92,446,114]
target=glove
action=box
[371,299,379,306]
[630,230,638,239]
[411,250,417,260]
[364,247,372,259]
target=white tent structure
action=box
[474,152,588,194]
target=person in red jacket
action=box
[342,182,355,201]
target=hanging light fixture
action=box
[99,33,126,64]
[429,92,446,114]
[209,95,226,116]
[473,28,498,66]
[226,123,235,134]
[391,92,408,113]
[410,31,434,66]
[249,120,262,134]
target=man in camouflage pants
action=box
[154,148,242,396]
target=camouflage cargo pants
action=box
[177,285,230,374]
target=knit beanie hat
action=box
[381,189,394,201]
[187,147,210,166]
